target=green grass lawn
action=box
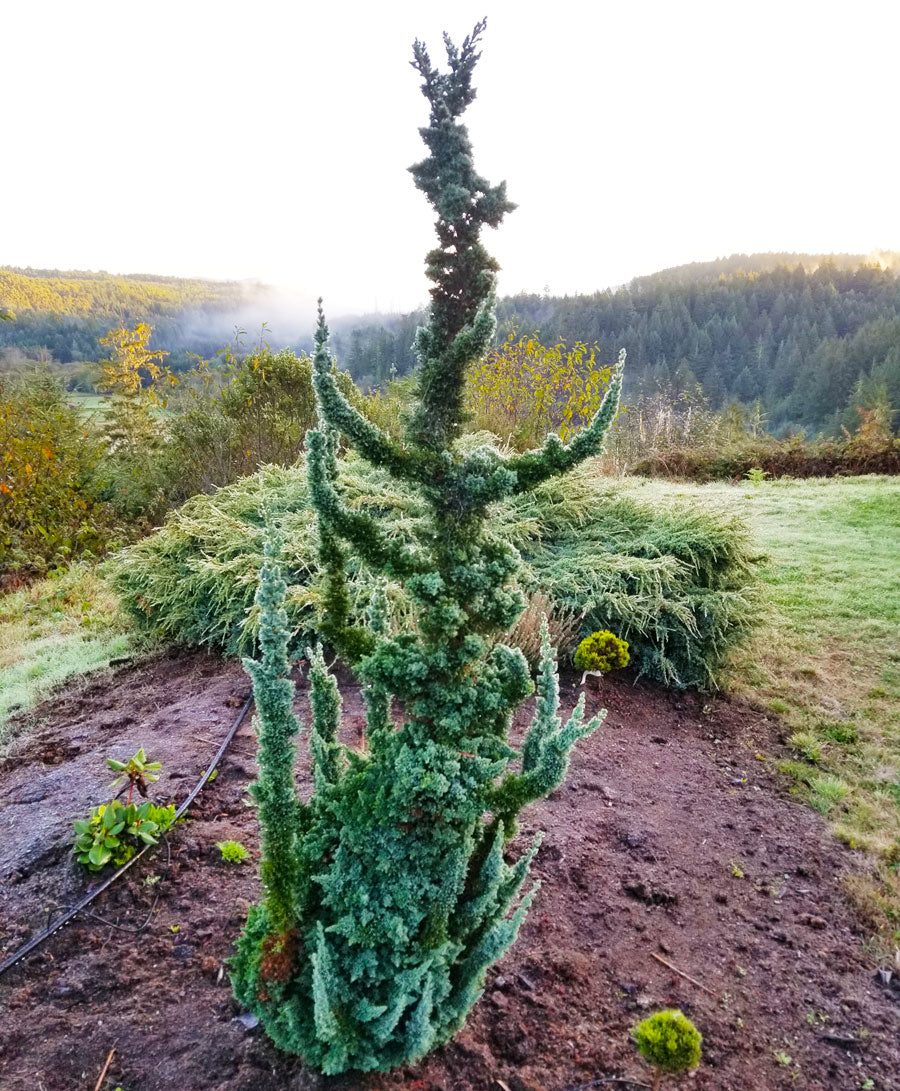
[66,392,171,419]
[624,473,900,955]
[0,564,137,746]
[66,392,109,414]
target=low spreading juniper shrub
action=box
[110,456,758,688]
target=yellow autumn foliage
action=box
[465,333,614,450]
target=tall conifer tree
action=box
[232,20,624,1073]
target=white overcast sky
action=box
[3,0,898,316]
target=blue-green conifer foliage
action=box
[231,20,624,1074]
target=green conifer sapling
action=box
[633,1009,703,1089]
[231,20,624,1074]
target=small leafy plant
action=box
[217,839,251,864]
[73,746,175,871]
[73,799,176,871]
[107,747,162,803]
[633,1009,703,1089]
[573,630,630,676]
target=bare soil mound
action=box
[1,652,897,1090]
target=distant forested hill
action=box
[0,267,249,366]
[331,252,900,435]
[2,254,899,434]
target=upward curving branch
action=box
[503,352,625,494]
[310,303,434,484]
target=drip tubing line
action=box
[43,835,172,937]
[0,694,253,979]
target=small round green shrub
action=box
[573,629,630,674]
[633,1008,702,1076]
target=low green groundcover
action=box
[110,441,759,689]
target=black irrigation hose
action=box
[42,836,172,937]
[0,694,253,979]
[563,1079,651,1091]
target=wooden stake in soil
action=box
[93,1047,116,1091]
[650,952,718,998]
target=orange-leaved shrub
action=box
[0,370,115,581]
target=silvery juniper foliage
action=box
[231,20,624,1074]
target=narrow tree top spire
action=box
[407,17,516,449]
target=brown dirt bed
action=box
[0,651,898,1091]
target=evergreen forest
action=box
[3,252,899,435]
[335,253,900,435]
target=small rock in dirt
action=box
[234,1012,260,1030]
[876,968,893,987]
[173,943,195,960]
[622,876,677,907]
[490,1021,533,1064]
[9,788,47,804]
[506,1078,545,1091]
[650,735,668,744]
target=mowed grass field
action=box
[1,473,898,949]
[625,473,900,955]
[0,565,135,742]
[65,392,109,415]
[66,392,171,418]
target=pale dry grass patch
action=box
[0,563,136,741]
